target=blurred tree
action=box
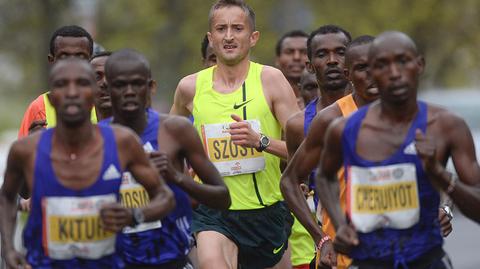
[1,0,480,129]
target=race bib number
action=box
[202,120,265,176]
[348,163,420,233]
[120,172,162,233]
[43,195,116,260]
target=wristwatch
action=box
[441,205,453,221]
[131,208,145,226]
[257,133,270,152]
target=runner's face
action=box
[203,45,217,68]
[107,61,151,117]
[208,6,258,65]
[370,40,423,105]
[309,33,349,92]
[49,61,96,126]
[50,36,91,63]
[276,37,308,81]
[90,56,112,112]
[299,71,319,105]
[347,44,378,103]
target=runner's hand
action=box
[415,129,443,176]
[4,249,31,269]
[100,202,133,232]
[229,114,261,148]
[149,151,183,184]
[439,207,453,237]
[333,224,359,255]
[318,240,337,268]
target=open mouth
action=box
[325,69,342,79]
[64,103,81,115]
[223,44,237,51]
[366,86,379,95]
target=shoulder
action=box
[10,131,42,160]
[176,73,198,99]
[426,102,469,131]
[260,65,286,81]
[286,110,305,136]
[161,114,195,135]
[110,124,142,146]
[26,93,47,113]
[312,102,343,129]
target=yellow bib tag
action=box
[202,120,265,176]
[349,163,420,233]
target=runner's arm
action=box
[316,118,348,230]
[417,113,480,223]
[0,142,27,255]
[123,131,175,222]
[281,110,338,243]
[169,117,231,210]
[170,74,196,117]
[262,66,300,159]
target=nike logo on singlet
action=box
[233,99,254,109]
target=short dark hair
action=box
[90,51,112,62]
[201,35,209,59]
[275,30,309,56]
[345,35,375,67]
[49,25,94,56]
[307,24,351,60]
[209,0,256,31]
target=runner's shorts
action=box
[192,201,294,269]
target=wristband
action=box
[316,235,331,252]
[446,173,457,195]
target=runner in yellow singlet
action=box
[171,1,299,268]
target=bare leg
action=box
[196,231,238,269]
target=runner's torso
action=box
[24,125,123,268]
[193,62,282,210]
[342,101,442,264]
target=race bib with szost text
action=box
[202,120,265,176]
[348,163,420,233]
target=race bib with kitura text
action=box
[120,172,162,234]
[201,120,265,176]
[42,194,116,260]
[347,163,420,233]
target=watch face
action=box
[261,136,269,146]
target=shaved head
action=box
[369,31,418,60]
[49,58,95,85]
[105,48,151,82]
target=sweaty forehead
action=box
[346,44,370,65]
[282,37,307,50]
[90,56,108,69]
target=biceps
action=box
[129,163,162,195]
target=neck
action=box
[54,120,95,151]
[352,92,369,108]
[112,110,147,136]
[318,88,347,110]
[380,97,418,122]
[215,57,250,89]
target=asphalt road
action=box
[444,212,480,269]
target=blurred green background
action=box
[1,0,480,131]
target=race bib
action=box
[43,195,116,260]
[348,163,420,233]
[202,120,265,176]
[120,172,162,234]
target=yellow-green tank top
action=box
[193,62,282,210]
